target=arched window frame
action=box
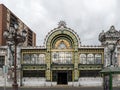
[23,54,31,64]
[38,54,45,64]
[95,54,102,64]
[80,54,87,64]
[31,54,37,64]
[87,54,94,64]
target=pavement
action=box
[0,86,120,90]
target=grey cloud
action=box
[0,0,120,46]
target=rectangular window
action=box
[79,70,101,77]
[23,70,45,77]
[0,56,5,68]
[52,52,72,64]
[10,13,18,27]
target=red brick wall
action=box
[0,4,7,46]
[0,4,3,45]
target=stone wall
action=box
[79,77,103,86]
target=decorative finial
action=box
[58,21,66,28]
[109,25,115,32]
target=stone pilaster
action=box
[74,51,79,81]
[46,52,51,81]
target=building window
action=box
[87,54,94,64]
[80,53,102,64]
[23,54,31,64]
[52,52,72,64]
[23,54,45,64]
[80,54,87,64]
[54,39,72,49]
[58,41,67,49]
[0,56,5,68]
[23,70,45,77]
[38,54,45,64]
[80,70,101,77]
[31,54,37,64]
[95,54,102,64]
[10,13,18,27]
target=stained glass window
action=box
[58,41,67,49]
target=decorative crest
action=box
[58,21,66,28]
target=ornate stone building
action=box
[20,21,104,86]
[99,26,120,86]
[99,26,120,67]
[0,21,120,87]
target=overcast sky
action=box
[0,0,120,46]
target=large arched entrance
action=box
[44,21,80,85]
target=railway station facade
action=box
[20,21,104,86]
[0,21,120,87]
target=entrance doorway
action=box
[57,72,68,84]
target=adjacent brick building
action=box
[0,4,36,46]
